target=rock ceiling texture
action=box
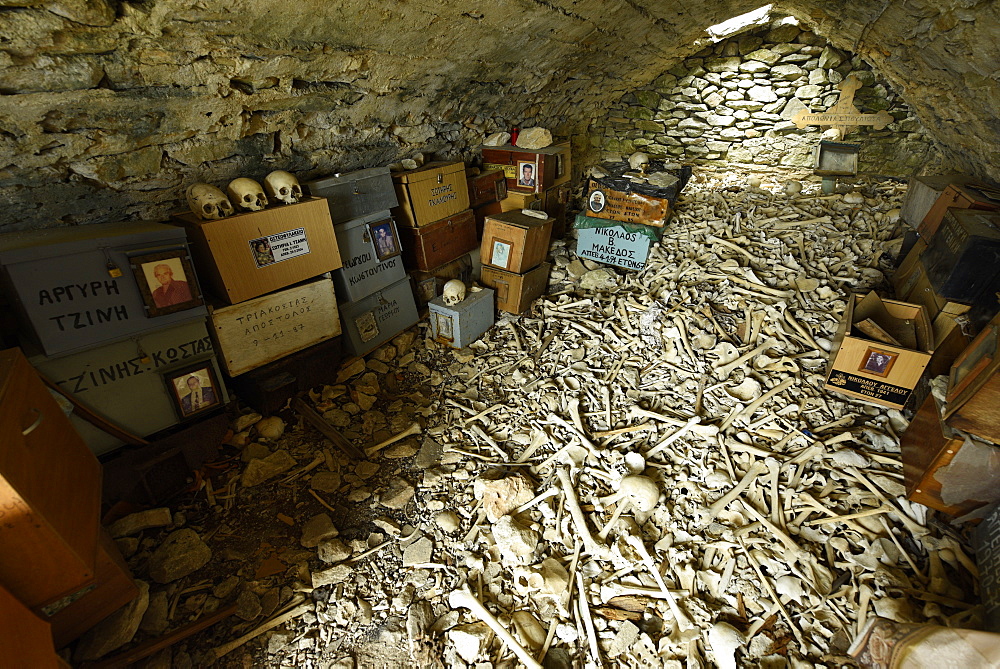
[0,0,997,229]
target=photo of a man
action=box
[144,260,193,308]
[250,237,276,267]
[860,348,897,377]
[177,372,218,416]
[518,161,536,188]
[589,190,606,213]
[370,221,399,260]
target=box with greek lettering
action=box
[331,211,407,302]
[207,277,341,376]
[391,161,470,228]
[172,197,342,305]
[339,276,419,358]
[0,221,208,358]
[28,319,227,455]
[824,294,934,410]
[574,215,663,271]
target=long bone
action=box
[621,519,693,630]
[365,421,421,457]
[449,585,543,669]
[627,406,720,438]
[555,465,607,557]
[707,459,769,520]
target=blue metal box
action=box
[574,215,663,271]
[428,288,495,349]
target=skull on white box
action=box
[227,178,268,212]
[442,279,466,306]
[264,170,303,205]
[186,183,234,220]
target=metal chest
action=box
[305,166,399,225]
[0,222,207,358]
[339,276,419,358]
[428,289,495,349]
[28,319,228,455]
[331,211,407,302]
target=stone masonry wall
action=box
[590,21,944,176]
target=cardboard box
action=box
[919,182,1000,239]
[398,209,478,271]
[574,214,663,271]
[481,210,553,273]
[480,263,551,314]
[923,208,1000,303]
[901,174,974,230]
[173,197,342,305]
[902,393,991,517]
[584,178,674,227]
[481,141,570,194]
[305,166,398,225]
[0,348,101,609]
[30,319,228,455]
[467,169,507,208]
[391,161,470,228]
[0,222,207,357]
[339,276,419,358]
[208,277,341,377]
[331,211,406,303]
[409,253,475,308]
[824,294,934,409]
[928,311,975,378]
[428,288,494,349]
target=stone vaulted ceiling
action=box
[0,0,997,229]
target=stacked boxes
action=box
[308,167,419,359]
[391,161,479,309]
[480,210,553,313]
[573,160,691,272]
[0,222,228,454]
[484,142,571,238]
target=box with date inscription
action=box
[28,319,227,455]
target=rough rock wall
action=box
[0,0,996,232]
[590,22,944,176]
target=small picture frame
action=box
[368,219,401,262]
[517,160,537,188]
[164,361,223,419]
[859,347,898,378]
[130,250,203,317]
[588,189,606,213]
[491,240,512,269]
[249,236,277,268]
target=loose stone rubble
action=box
[92,169,978,668]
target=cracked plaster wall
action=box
[0,0,996,231]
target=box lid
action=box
[485,210,553,230]
[0,222,187,263]
[392,161,466,184]
[428,287,494,313]
[946,208,1000,239]
[306,166,392,190]
[334,210,394,231]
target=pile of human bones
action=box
[110,169,977,669]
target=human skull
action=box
[442,279,466,306]
[227,178,268,212]
[186,183,234,220]
[264,170,303,205]
[628,151,650,171]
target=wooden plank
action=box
[292,397,365,460]
[208,278,341,377]
[0,583,62,668]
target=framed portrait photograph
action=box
[517,160,537,188]
[588,189,607,213]
[164,361,223,419]
[858,346,898,378]
[130,249,203,317]
[368,219,401,262]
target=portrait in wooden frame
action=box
[130,249,203,317]
[164,361,222,419]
